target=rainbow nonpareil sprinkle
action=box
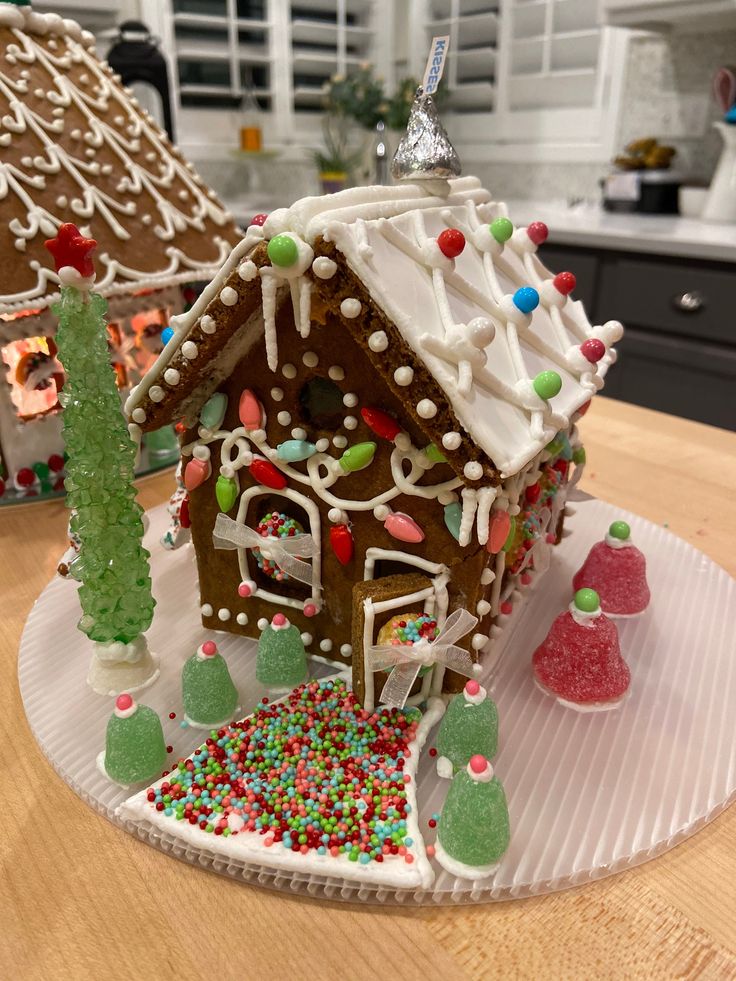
[147,679,420,865]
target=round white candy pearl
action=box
[394,366,414,386]
[368,331,388,352]
[464,461,483,480]
[442,431,462,450]
[416,398,437,419]
[340,297,362,318]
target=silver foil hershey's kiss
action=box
[391,88,461,182]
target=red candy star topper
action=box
[44,223,97,278]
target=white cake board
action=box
[18,498,736,905]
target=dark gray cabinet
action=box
[540,243,736,431]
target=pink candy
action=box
[465,679,480,696]
[573,542,650,616]
[532,609,630,704]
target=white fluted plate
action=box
[18,497,736,905]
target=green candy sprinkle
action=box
[490,217,513,243]
[574,587,600,613]
[609,520,630,541]
[533,370,563,401]
[267,234,299,267]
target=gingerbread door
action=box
[352,571,450,711]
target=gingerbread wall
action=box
[188,294,494,678]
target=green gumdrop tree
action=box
[54,285,155,644]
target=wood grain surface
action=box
[2,398,735,981]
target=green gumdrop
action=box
[267,234,299,267]
[438,769,510,867]
[574,587,600,612]
[425,443,447,464]
[182,652,239,726]
[256,623,307,690]
[444,501,462,542]
[490,217,513,243]
[609,520,630,541]
[215,474,239,512]
[33,461,50,480]
[104,705,167,785]
[200,392,227,430]
[436,690,498,772]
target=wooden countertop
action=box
[2,398,735,980]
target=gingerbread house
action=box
[0,2,241,496]
[126,177,622,705]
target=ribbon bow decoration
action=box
[213,512,316,586]
[365,608,479,709]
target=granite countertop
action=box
[505,200,736,264]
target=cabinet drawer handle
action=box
[673,290,705,312]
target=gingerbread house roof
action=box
[126,177,621,479]
[0,4,241,316]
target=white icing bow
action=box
[366,608,479,709]
[213,513,316,586]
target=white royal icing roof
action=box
[128,178,618,478]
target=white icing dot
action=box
[328,365,345,381]
[271,387,284,401]
[343,392,358,407]
[238,260,258,281]
[236,612,248,626]
[442,431,462,450]
[328,507,348,523]
[303,351,319,368]
[218,608,231,622]
[394,366,414,386]
[373,504,390,520]
[145,151,156,162]
[164,368,180,386]
[300,632,313,646]
[181,341,198,360]
[464,461,483,481]
[70,128,82,139]
[200,315,216,334]
[101,164,113,176]
[471,633,488,651]
[394,433,411,451]
[319,639,333,652]
[368,331,388,352]
[340,297,362,318]
[477,600,491,617]
[193,445,211,461]
[141,215,152,226]
[481,567,495,585]
[343,415,358,430]
[282,363,297,379]
[277,411,291,426]
[333,435,348,448]
[316,438,330,452]
[201,604,213,617]
[131,407,146,423]
[14,238,25,252]
[257,617,269,631]
[220,286,238,306]
[291,428,307,440]
[416,398,437,419]
[312,256,337,279]
[340,644,353,657]
[149,385,165,403]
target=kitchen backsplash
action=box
[195,27,736,212]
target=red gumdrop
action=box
[532,609,630,704]
[16,467,36,487]
[47,453,65,473]
[527,221,548,246]
[573,541,650,616]
[180,496,191,529]
[581,338,606,364]
[0,477,5,497]
[437,228,466,259]
[553,271,576,296]
[251,213,269,226]
[525,481,541,504]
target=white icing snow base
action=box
[18,496,736,905]
[119,696,445,890]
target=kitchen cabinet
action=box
[540,243,736,431]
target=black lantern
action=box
[107,21,175,142]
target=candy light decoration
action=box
[46,223,158,695]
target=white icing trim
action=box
[433,838,500,881]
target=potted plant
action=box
[311,112,365,193]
